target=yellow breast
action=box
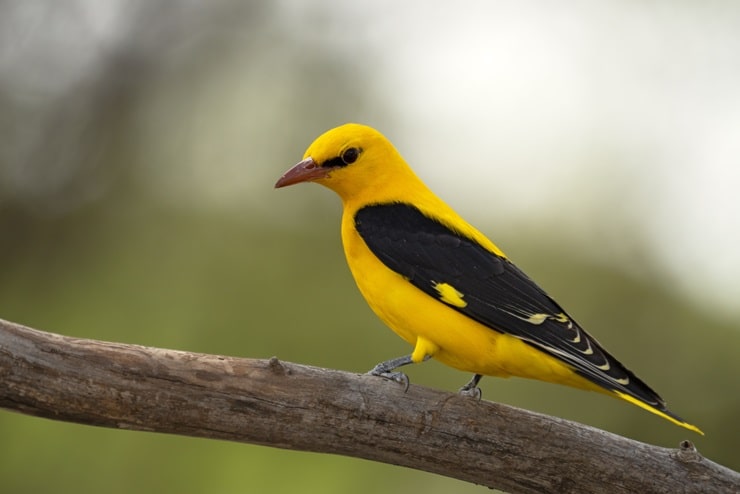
[340,208,604,394]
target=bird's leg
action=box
[368,355,429,392]
[459,374,483,400]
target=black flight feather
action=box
[354,202,668,409]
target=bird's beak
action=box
[274,157,329,188]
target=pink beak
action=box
[275,157,329,188]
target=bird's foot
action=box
[369,369,410,392]
[458,385,482,400]
[367,355,415,392]
[458,374,483,401]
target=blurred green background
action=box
[1,2,738,493]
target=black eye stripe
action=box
[322,157,346,168]
[322,147,362,169]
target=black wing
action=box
[354,202,665,407]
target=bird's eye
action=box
[341,147,360,165]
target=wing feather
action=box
[354,202,664,407]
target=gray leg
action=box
[368,355,428,392]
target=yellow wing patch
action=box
[523,313,549,325]
[433,282,467,308]
[508,310,574,329]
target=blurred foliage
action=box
[0,2,737,493]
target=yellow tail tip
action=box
[614,391,704,435]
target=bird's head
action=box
[275,123,418,203]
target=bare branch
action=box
[0,318,737,493]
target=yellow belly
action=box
[341,219,603,393]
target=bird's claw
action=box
[459,374,483,401]
[368,370,410,392]
[458,385,482,401]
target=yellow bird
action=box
[275,123,702,435]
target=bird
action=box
[274,123,702,435]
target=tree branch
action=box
[0,318,737,493]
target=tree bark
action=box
[0,318,737,493]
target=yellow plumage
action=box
[275,123,702,435]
